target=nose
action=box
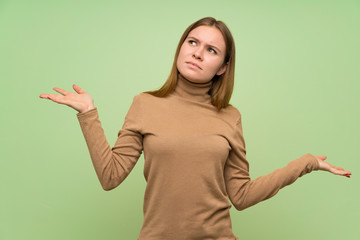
[193,47,204,60]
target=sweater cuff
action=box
[304,153,320,171]
[76,107,98,121]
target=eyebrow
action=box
[187,36,222,54]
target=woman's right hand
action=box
[316,155,352,178]
[39,84,95,113]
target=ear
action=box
[216,62,228,76]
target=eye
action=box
[208,48,217,54]
[188,40,196,45]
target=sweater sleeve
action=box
[77,95,143,191]
[224,116,320,211]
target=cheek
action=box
[177,47,185,63]
[178,46,188,59]
[210,59,225,72]
[176,55,184,72]
[176,52,183,66]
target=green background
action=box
[1,0,359,239]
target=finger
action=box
[330,164,349,173]
[73,84,86,94]
[330,168,352,176]
[53,87,71,96]
[336,166,344,171]
[40,94,67,104]
[39,94,51,99]
[343,173,352,177]
[317,155,327,160]
[40,93,60,100]
[330,164,344,171]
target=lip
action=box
[186,61,202,70]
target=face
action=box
[176,25,227,84]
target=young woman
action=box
[40,17,351,240]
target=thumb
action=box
[73,84,86,94]
[317,155,327,161]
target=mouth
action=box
[186,61,202,70]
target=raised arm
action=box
[224,116,351,211]
[76,98,143,191]
[40,86,143,190]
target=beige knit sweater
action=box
[77,74,319,240]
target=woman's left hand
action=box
[316,155,352,178]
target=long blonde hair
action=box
[144,17,236,111]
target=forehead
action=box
[187,25,226,51]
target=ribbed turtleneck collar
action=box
[172,73,212,103]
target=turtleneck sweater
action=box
[76,73,320,240]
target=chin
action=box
[185,75,203,83]
[179,70,202,83]
[177,63,213,83]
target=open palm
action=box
[316,155,351,178]
[39,84,95,113]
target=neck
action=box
[172,73,212,103]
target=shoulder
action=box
[130,92,165,112]
[220,103,242,124]
[133,92,161,101]
[130,92,155,106]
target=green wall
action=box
[1,0,359,239]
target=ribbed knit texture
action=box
[77,73,320,240]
